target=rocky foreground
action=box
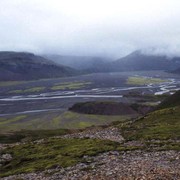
[1,150,180,180]
[1,127,180,180]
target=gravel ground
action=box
[59,127,124,143]
[2,150,180,180]
[1,127,180,180]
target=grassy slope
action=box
[157,90,180,109]
[0,129,72,144]
[0,111,132,133]
[1,92,180,177]
[120,106,180,140]
[119,91,180,141]
[0,139,118,177]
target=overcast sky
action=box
[0,0,180,58]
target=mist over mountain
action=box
[1,50,180,82]
[1,1,180,58]
[111,50,180,71]
[43,54,111,70]
[0,51,77,81]
[79,50,180,73]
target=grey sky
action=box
[0,0,180,58]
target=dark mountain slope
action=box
[0,52,77,81]
[85,51,180,73]
[69,101,137,115]
[110,51,180,72]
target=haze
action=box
[0,0,180,58]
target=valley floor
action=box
[0,71,180,179]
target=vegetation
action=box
[9,87,45,94]
[1,91,180,177]
[0,115,27,126]
[127,76,167,85]
[1,134,178,177]
[0,81,25,87]
[1,138,118,177]
[69,101,139,115]
[0,111,132,133]
[51,81,91,90]
[119,106,180,141]
[0,129,72,143]
[157,90,180,109]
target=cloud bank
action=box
[0,0,180,58]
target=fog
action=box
[0,0,180,58]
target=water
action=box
[0,78,179,101]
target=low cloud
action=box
[0,0,180,58]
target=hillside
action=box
[0,51,77,81]
[120,90,180,141]
[84,51,180,73]
[157,90,180,109]
[69,101,151,115]
[0,92,180,179]
[69,101,137,115]
[110,51,180,72]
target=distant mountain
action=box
[85,51,180,73]
[43,54,111,70]
[110,51,180,72]
[0,51,77,81]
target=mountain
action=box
[0,51,77,81]
[43,54,111,70]
[85,51,180,73]
[110,51,180,72]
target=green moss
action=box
[0,129,71,143]
[0,115,27,125]
[1,138,118,177]
[157,90,180,109]
[0,111,132,133]
[9,87,45,94]
[144,141,180,151]
[0,81,25,87]
[51,82,91,90]
[127,76,168,85]
[120,106,180,141]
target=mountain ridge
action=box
[0,51,78,81]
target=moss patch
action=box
[51,81,91,90]
[9,87,45,94]
[0,81,25,87]
[127,76,167,85]
[0,129,71,143]
[120,106,180,141]
[0,115,27,125]
[0,111,132,133]
[1,138,118,177]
